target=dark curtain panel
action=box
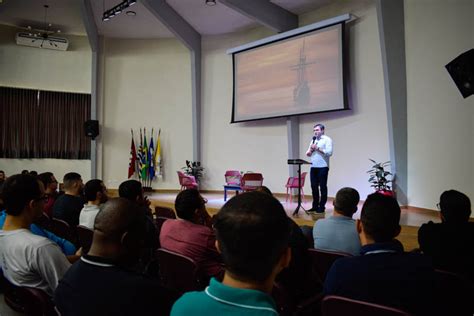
[0,86,91,159]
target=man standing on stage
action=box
[306,123,333,213]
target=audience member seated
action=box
[0,174,71,297]
[160,189,223,279]
[324,193,435,316]
[79,179,108,229]
[55,198,179,315]
[0,210,76,256]
[171,191,291,315]
[418,190,474,282]
[53,172,85,227]
[0,170,5,190]
[37,172,59,218]
[313,187,361,255]
[118,180,158,266]
[257,186,322,302]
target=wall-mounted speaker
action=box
[84,120,99,139]
[445,49,473,98]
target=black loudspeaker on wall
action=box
[84,120,99,140]
[445,48,473,98]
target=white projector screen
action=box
[231,23,347,123]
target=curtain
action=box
[0,86,91,159]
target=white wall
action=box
[405,0,474,209]
[201,0,389,200]
[100,38,192,190]
[0,25,92,180]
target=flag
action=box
[128,130,137,178]
[137,129,144,180]
[141,128,148,181]
[154,129,162,176]
[148,129,155,180]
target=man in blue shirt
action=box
[171,191,292,315]
[313,187,361,255]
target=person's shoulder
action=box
[171,291,209,315]
[419,221,440,235]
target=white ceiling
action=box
[0,0,330,39]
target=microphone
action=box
[312,136,316,144]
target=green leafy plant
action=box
[182,160,204,183]
[367,159,392,191]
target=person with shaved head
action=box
[55,198,178,315]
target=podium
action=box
[287,159,311,216]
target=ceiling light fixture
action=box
[126,10,136,16]
[206,0,217,6]
[102,0,137,22]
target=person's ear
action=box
[394,225,401,238]
[356,219,362,234]
[281,247,291,269]
[215,240,222,254]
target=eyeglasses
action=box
[201,197,208,205]
[436,203,441,210]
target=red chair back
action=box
[322,295,412,316]
[3,276,58,316]
[154,206,176,219]
[156,248,207,294]
[287,172,308,188]
[50,218,76,245]
[76,225,94,254]
[224,170,242,185]
[241,173,264,191]
[308,248,352,282]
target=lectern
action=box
[287,159,311,216]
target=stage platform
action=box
[142,190,441,252]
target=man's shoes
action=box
[306,208,318,214]
[315,208,325,214]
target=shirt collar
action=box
[205,278,278,314]
[81,254,116,267]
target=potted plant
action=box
[182,160,204,183]
[367,159,394,197]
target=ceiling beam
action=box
[141,0,202,162]
[141,0,201,51]
[219,0,298,32]
[80,0,98,52]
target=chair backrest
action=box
[34,212,52,231]
[177,171,197,189]
[308,248,352,282]
[3,277,58,316]
[434,269,473,315]
[50,218,76,244]
[154,206,176,219]
[241,173,264,191]
[76,225,94,254]
[155,248,207,294]
[289,172,308,188]
[322,295,412,316]
[224,170,242,185]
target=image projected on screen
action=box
[233,23,345,122]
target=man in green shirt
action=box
[171,191,291,315]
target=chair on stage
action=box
[177,171,198,191]
[322,295,412,316]
[308,248,352,282]
[241,173,264,192]
[285,171,307,203]
[223,170,242,201]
